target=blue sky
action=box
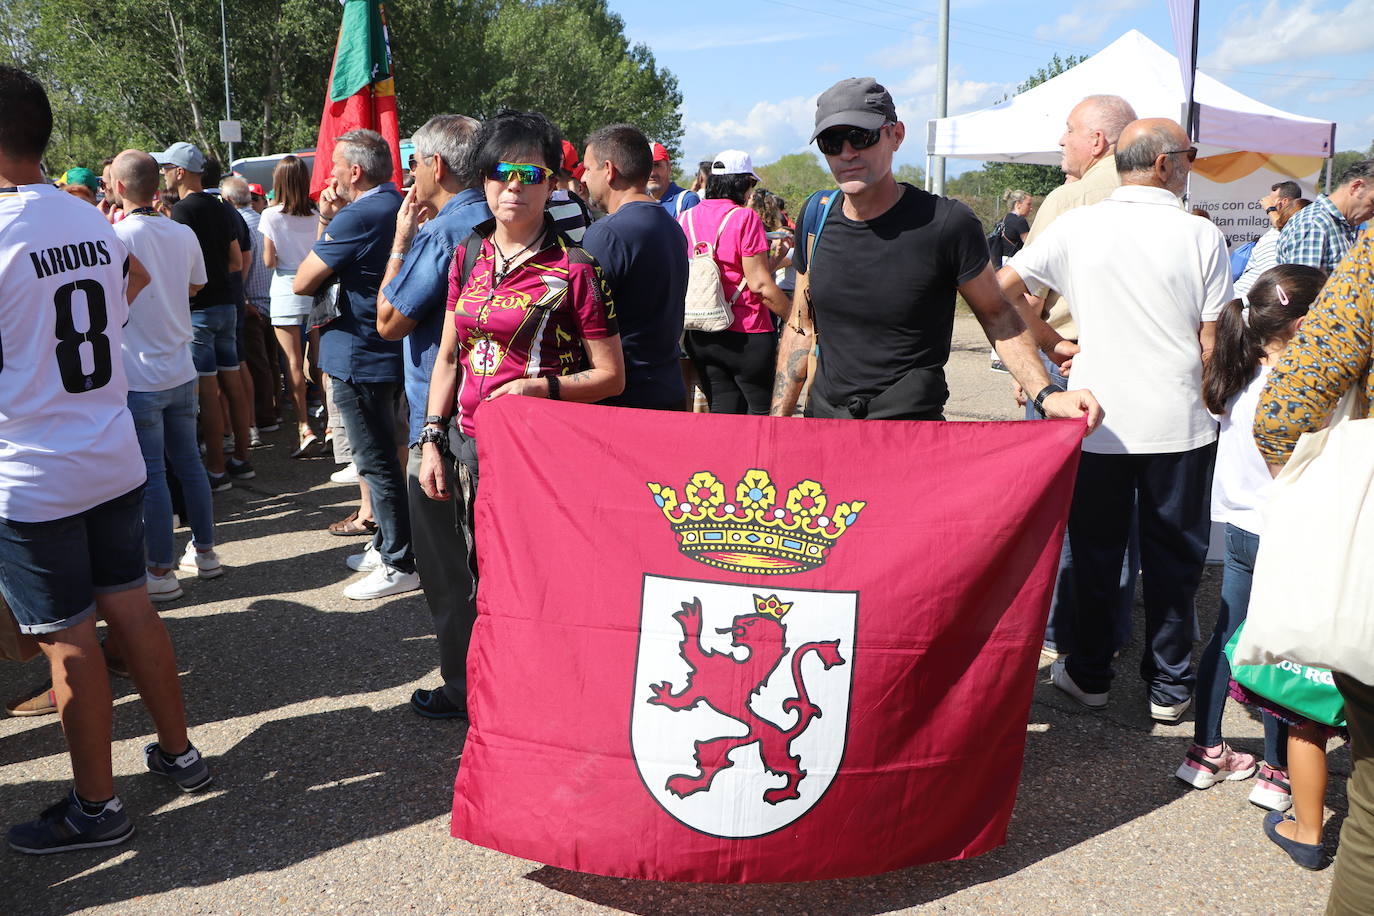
[614,0,1374,174]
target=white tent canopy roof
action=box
[926,30,1335,164]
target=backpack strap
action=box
[799,189,841,272]
[715,207,747,303]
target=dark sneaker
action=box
[8,790,134,854]
[207,472,232,493]
[410,687,468,720]
[226,457,255,480]
[144,742,213,793]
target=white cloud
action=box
[1204,0,1374,70]
[682,28,1009,168]
[1032,0,1148,45]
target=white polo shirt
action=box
[0,183,145,521]
[115,211,206,392]
[1008,184,1232,455]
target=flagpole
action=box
[931,0,949,196]
[220,0,233,166]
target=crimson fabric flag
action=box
[310,0,403,198]
[452,399,1083,883]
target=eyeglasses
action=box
[488,161,552,185]
[815,124,889,156]
[1162,147,1198,162]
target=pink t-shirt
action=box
[446,230,618,437]
[678,198,771,334]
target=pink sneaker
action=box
[1248,763,1293,812]
[1175,742,1258,788]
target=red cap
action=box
[652,143,670,162]
[561,140,580,176]
[571,163,586,182]
[248,183,266,197]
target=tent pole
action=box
[932,0,949,196]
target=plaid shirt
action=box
[236,206,271,310]
[1276,194,1360,272]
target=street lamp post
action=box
[220,0,233,166]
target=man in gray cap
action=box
[769,76,1100,429]
[153,140,254,491]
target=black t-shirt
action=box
[582,200,688,409]
[1000,211,1030,258]
[171,191,238,309]
[801,184,988,418]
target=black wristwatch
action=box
[1033,383,1066,418]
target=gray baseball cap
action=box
[151,142,206,173]
[811,77,898,141]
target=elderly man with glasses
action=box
[998,118,1233,724]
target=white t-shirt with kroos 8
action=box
[0,183,145,521]
[115,211,207,392]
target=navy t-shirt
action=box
[582,200,688,409]
[314,184,404,383]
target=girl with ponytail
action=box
[1177,264,1326,829]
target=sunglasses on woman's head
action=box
[815,124,887,156]
[488,161,552,185]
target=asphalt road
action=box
[0,315,1346,914]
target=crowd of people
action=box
[1,63,1371,911]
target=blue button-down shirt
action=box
[381,188,492,444]
[1277,193,1360,273]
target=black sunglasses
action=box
[815,124,888,156]
[1162,146,1198,163]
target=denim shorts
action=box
[0,486,148,634]
[191,302,240,375]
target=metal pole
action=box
[932,0,949,196]
[220,0,233,167]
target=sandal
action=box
[328,511,378,536]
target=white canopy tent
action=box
[926,30,1335,164]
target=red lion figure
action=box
[647,595,845,804]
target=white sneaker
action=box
[346,544,381,572]
[147,571,183,603]
[248,427,263,448]
[222,433,236,453]
[344,564,421,600]
[330,463,359,484]
[1049,657,1108,709]
[1150,696,1193,724]
[178,543,223,579]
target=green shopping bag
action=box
[1224,623,1346,727]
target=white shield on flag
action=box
[630,574,857,839]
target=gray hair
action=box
[336,128,393,184]
[412,114,481,185]
[1336,159,1374,188]
[219,175,251,207]
[1079,94,1137,147]
[1115,123,1180,174]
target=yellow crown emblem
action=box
[646,468,865,575]
[753,594,792,618]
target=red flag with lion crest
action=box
[451,398,1082,882]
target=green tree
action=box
[479,0,682,154]
[1319,147,1373,193]
[755,152,830,211]
[894,163,924,187]
[16,0,680,175]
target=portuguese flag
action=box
[310,0,402,198]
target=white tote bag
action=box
[1234,387,1374,683]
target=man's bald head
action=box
[1060,95,1138,178]
[111,149,160,205]
[1115,118,1192,194]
